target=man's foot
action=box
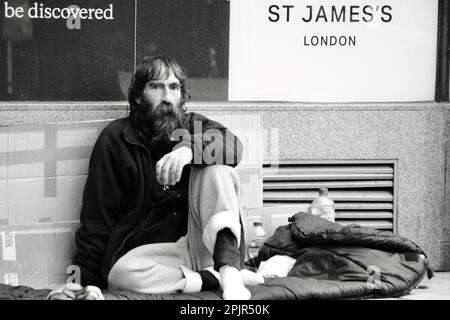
[240,269,264,286]
[47,283,104,300]
[219,265,251,300]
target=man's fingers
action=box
[169,160,181,185]
[155,158,164,183]
[161,157,175,185]
[164,156,183,186]
[168,169,175,185]
[156,155,169,184]
[175,162,183,183]
[157,148,190,186]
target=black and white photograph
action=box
[0,0,448,311]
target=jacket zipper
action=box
[109,135,151,269]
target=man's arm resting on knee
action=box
[172,112,243,167]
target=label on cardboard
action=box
[4,273,19,286]
[1,231,17,261]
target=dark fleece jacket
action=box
[72,112,243,288]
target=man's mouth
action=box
[157,103,176,115]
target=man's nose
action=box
[161,86,173,103]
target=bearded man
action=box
[61,56,263,300]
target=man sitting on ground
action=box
[48,55,263,300]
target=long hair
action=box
[128,56,190,115]
[128,56,190,144]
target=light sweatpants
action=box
[107,164,247,294]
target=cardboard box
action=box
[0,222,80,290]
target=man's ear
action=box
[135,97,141,104]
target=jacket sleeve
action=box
[72,128,135,288]
[173,112,244,167]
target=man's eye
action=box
[171,85,181,91]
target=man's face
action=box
[136,70,184,143]
[140,71,182,109]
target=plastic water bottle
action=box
[248,221,267,259]
[310,188,336,222]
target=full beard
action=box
[133,100,186,145]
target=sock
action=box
[213,228,241,271]
[220,265,251,300]
[199,269,221,291]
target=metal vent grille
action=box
[263,161,396,232]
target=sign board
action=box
[229,0,438,102]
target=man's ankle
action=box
[199,268,221,291]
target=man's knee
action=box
[107,259,158,291]
[107,264,134,291]
[201,164,238,182]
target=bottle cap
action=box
[319,188,328,195]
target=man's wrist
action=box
[179,145,193,164]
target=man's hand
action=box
[156,146,193,186]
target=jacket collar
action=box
[122,116,178,156]
[123,116,146,148]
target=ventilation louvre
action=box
[263,161,396,232]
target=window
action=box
[0,0,230,101]
[136,0,229,101]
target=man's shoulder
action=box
[185,111,225,129]
[186,111,208,120]
[89,118,136,164]
[185,111,218,126]
[102,117,127,132]
[93,118,129,148]
[98,118,128,138]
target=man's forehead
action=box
[149,72,180,84]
